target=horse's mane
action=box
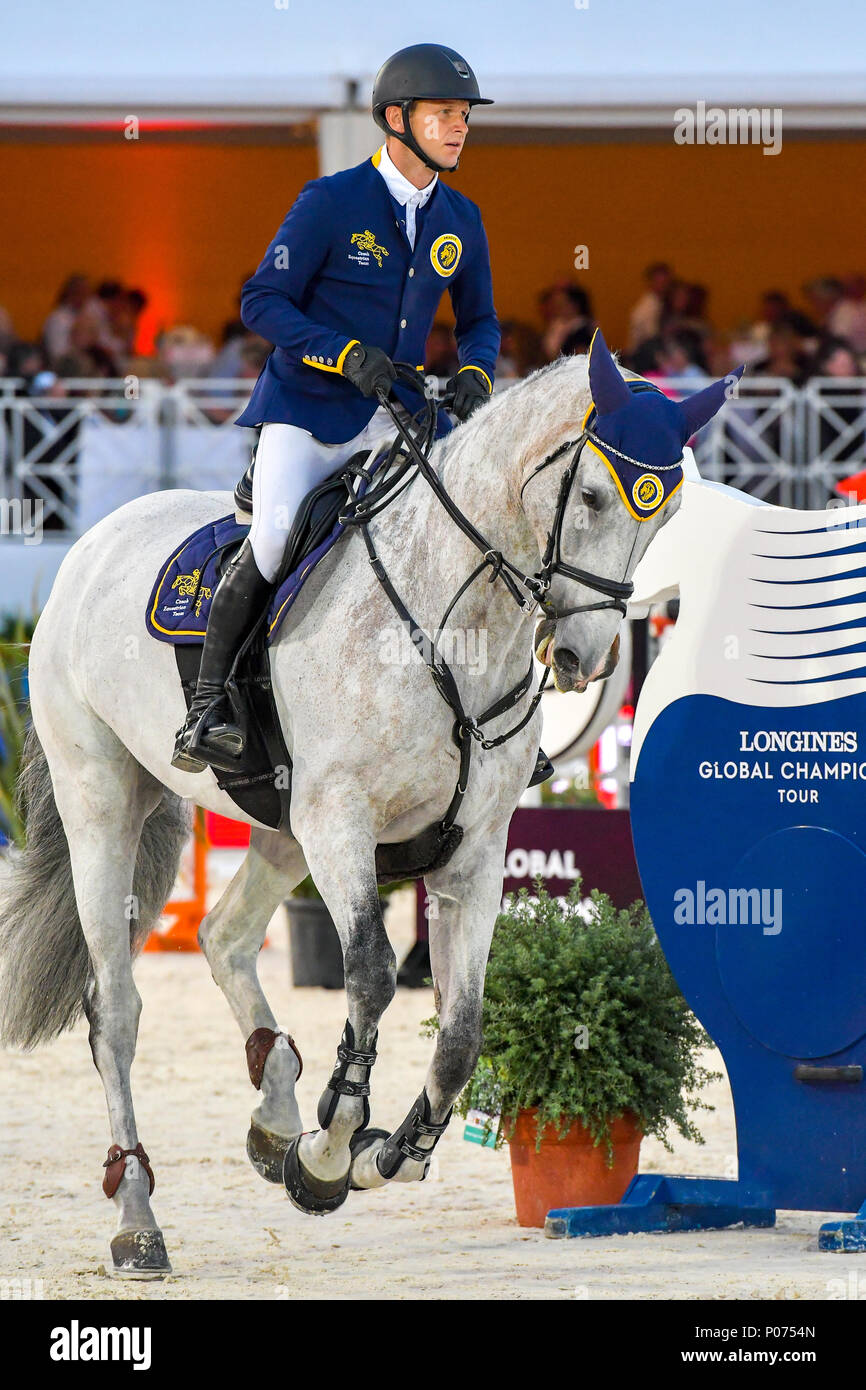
[434,352,595,474]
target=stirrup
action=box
[171,698,244,774]
[171,710,209,773]
[528,749,555,788]
[170,738,207,774]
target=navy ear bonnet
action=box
[583,327,744,520]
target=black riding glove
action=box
[446,367,491,421]
[341,342,397,399]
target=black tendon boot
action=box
[171,539,273,773]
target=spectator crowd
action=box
[1,263,865,401]
[0,273,272,400]
[490,264,866,391]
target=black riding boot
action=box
[171,539,273,773]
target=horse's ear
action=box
[587,327,631,416]
[678,365,746,438]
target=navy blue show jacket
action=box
[235,149,501,444]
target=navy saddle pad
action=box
[146,445,390,646]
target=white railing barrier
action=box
[1,375,864,536]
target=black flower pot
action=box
[286,898,344,989]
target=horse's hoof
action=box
[247,1121,292,1184]
[283,1134,349,1216]
[110,1228,171,1277]
[349,1127,390,1191]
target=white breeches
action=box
[248,407,396,583]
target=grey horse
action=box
[0,330,738,1272]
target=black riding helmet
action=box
[371,43,494,174]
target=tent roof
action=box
[2,0,863,125]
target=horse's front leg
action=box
[282,796,396,1214]
[350,827,507,1191]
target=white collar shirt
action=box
[374,142,438,250]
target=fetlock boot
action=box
[171,539,273,773]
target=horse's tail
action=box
[0,725,191,1050]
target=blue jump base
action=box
[544,1175,775,1239]
[545,1178,866,1250]
[817,1199,866,1252]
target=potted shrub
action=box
[431,878,719,1227]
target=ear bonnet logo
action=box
[632,473,665,512]
[582,326,744,522]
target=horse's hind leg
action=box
[197,828,309,1182]
[42,718,172,1275]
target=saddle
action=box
[153,446,464,883]
[172,460,357,833]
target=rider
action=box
[172,42,552,787]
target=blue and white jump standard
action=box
[547,467,866,1249]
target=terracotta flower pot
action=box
[506,1108,643,1228]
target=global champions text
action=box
[699,730,861,804]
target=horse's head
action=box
[520,328,742,692]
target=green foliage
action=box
[376,877,412,898]
[423,877,720,1163]
[539,775,599,808]
[0,613,38,645]
[0,618,34,847]
[290,874,324,900]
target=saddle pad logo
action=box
[632,474,664,512]
[171,569,212,617]
[430,233,463,277]
[349,230,389,268]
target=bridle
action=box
[517,381,686,621]
[518,436,634,620]
[348,366,641,622]
[337,365,672,833]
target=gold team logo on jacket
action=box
[631,474,664,512]
[430,233,463,277]
[349,230,389,268]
